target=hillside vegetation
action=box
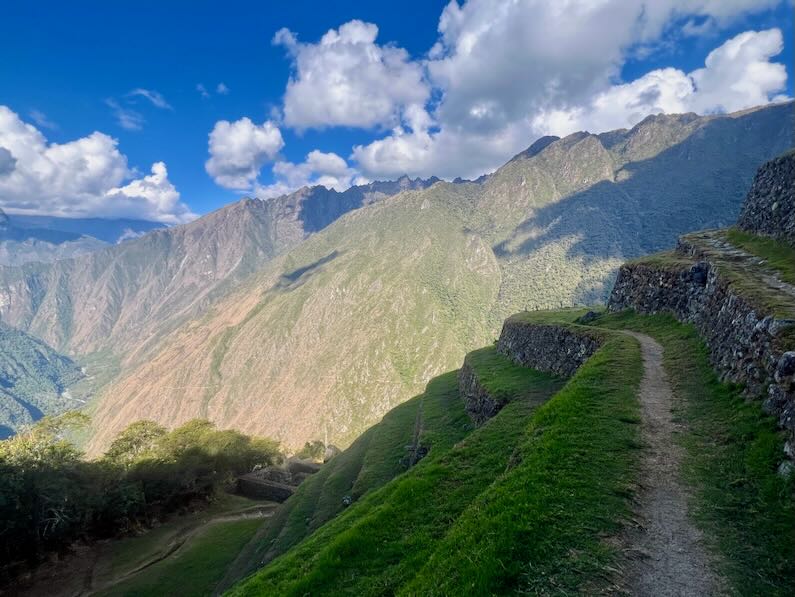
[229,315,643,595]
[0,414,279,582]
[87,102,795,453]
[0,322,84,437]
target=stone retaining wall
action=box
[496,320,602,377]
[737,150,795,246]
[608,260,795,441]
[458,357,501,425]
[458,321,601,425]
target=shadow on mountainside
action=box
[273,251,340,292]
[495,102,794,271]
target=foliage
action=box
[0,415,279,581]
[0,322,85,437]
[296,440,325,461]
[594,311,795,595]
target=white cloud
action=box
[531,28,788,137]
[105,162,192,223]
[216,82,230,95]
[128,88,172,110]
[29,109,57,130]
[212,1,786,189]
[197,83,210,98]
[106,99,144,131]
[255,150,357,199]
[205,117,284,189]
[350,0,788,181]
[0,105,194,223]
[273,20,429,129]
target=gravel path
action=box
[621,331,724,596]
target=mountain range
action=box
[0,208,165,266]
[0,101,792,451]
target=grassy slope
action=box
[98,518,262,597]
[402,331,641,596]
[726,227,795,285]
[231,324,641,596]
[594,311,795,595]
[234,371,471,579]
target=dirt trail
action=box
[621,331,724,596]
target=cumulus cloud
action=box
[0,105,194,223]
[530,28,788,137]
[216,82,230,95]
[213,0,787,190]
[255,150,357,199]
[205,117,284,189]
[350,0,789,180]
[197,83,210,98]
[273,20,429,129]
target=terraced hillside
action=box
[222,307,792,595]
[217,153,795,595]
[88,102,795,454]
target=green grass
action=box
[725,227,795,285]
[595,311,795,595]
[627,250,696,269]
[98,493,257,582]
[402,332,641,595]
[230,326,640,596]
[465,345,565,405]
[233,371,472,581]
[99,517,262,597]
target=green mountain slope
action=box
[86,102,794,454]
[228,315,642,596]
[0,322,84,437]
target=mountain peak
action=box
[0,208,9,228]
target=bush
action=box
[0,415,280,581]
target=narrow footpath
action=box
[621,331,724,597]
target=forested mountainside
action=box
[0,177,439,358]
[84,102,793,453]
[0,321,83,438]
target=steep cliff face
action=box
[737,149,795,246]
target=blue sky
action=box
[0,0,792,221]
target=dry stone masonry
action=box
[737,150,795,245]
[496,319,602,377]
[608,258,795,438]
[609,151,795,455]
[459,319,602,425]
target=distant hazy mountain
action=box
[6,213,165,243]
[73,101,791,453]
[0,210,167,266]
[0,321,84,438]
